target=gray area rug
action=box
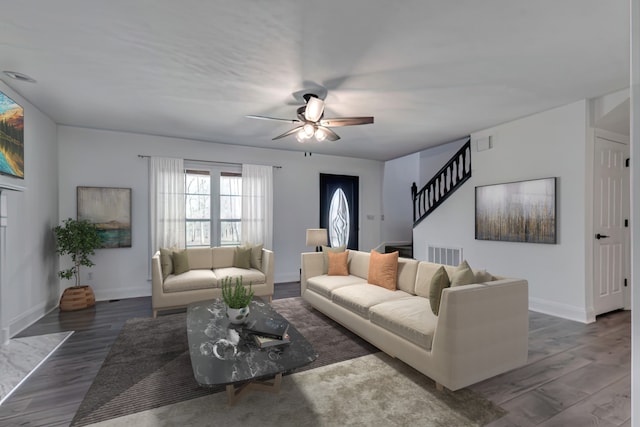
[83,353,506,427]
[70,297,377,426]
[71,297,506,426]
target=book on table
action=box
[252,333,291,349]
[244,315,290,340]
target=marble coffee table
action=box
[186,298,318,405]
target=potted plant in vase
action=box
[53,218,102,311]
[221,276,254,324]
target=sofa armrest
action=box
[151,251,164,307]
[300,252,324,294]
[431,278,529,390]
[260,248,275,296]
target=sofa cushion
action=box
[214,267,266,285]
[322,245,346,274]
[163,269,216,293]
[159,248,174,280]
[397,257,419,294]
[244,243,263,270]
[172,249,191,275]
[451,260,476,287]
[234,246,251,269]
[328,250,349,276]
[369,297,438,350]
[306,275,368,298]
[331,283,412,318]
[348,250,370,279]
[368,250,399,290]
[414,262,456,298]
[187,247,213,270]
[211,246,235,268]
[474,269,495,283]
[428,266,450,315]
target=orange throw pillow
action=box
[327,250,349,276]
[368,250,398,290]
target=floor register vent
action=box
[427,245,462,266]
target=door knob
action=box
[595,233,610,239]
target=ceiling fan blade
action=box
[246,115,299,124]
[320,126,341,141]
[272,126,303,140]
[319,117,374,127]
[304,96,325,122]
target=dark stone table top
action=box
[186,298,318,387]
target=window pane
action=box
[220,195,241,219]
[220,221,241,246]
[186,194,210,219]
[186,221,210,247]
[220,176,241,196]
[186,173,210,195]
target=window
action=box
[219,173,242,246]
[185,167,242,247]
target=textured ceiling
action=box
[0,0,630,161]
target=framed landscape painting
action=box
[77,187,132,248]
[475,177,557,244]
[0,91,24,179]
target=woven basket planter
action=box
[59,285,96,311]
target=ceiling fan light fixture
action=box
[303,123,315,138]
[296,129,309,142]
[315,127,327,142]
[305,96,324,122]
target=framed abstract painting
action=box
[475,177,557,244]
[77,186,132,248]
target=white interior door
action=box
[593,135,629,316]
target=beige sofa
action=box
[301,250,528,391]
[152,246,274,317]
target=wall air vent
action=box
[427,244,462,266]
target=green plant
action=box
[53,218,101,287]
[221,276,254,308]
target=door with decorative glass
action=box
[319,173,359,249]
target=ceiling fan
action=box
[246,93,374,142]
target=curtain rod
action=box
[137,155,282,169]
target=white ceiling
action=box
[0,1,630,161]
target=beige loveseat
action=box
[301,250,528,391]
[152,246,274,317]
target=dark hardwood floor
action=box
[0,282,630,427]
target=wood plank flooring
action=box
[0,282,630,427]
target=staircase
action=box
[412,138,472,227]
[384,244,413,258]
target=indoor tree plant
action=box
[221,276,254,324]
[53,218,102,311]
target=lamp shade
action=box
[306,228,328,247]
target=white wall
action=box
[413,100,589,322]
[0,81,59,338]
[57,126,383,300]
[382,153,419,245]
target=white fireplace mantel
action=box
[0,178,25,192]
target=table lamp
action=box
[306,228,328,252]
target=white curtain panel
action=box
[241,164,273,249]
[149,157,186,253]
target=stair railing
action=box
[412,138,472,227]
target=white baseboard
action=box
[275,272,301,284]
[9,301,58,338]
[529,297,593,324]
[93,285,151,302]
